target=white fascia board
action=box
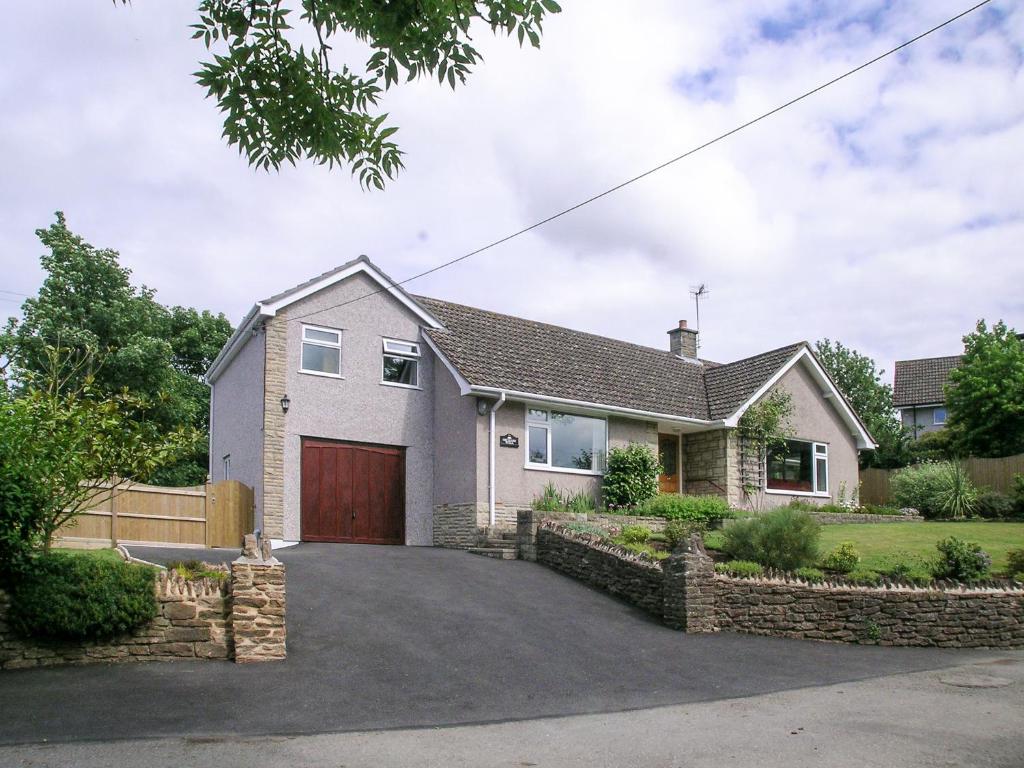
[258,260,443,329]
[468,385,722,428]
[722,346,877,450]
[420,333,473,395]
[205,305,263,384]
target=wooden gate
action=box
[55,480,255,549]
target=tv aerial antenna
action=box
[689,284,710,347]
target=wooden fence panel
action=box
[860,453,1024,505]
[859,467,892,506]
[56,480,254,550]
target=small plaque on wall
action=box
[499,433,519,448]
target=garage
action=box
[300,438,406,544]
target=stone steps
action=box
[466,546,518,560]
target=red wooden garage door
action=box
[300,438,405,544]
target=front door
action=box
[658,433,680,494]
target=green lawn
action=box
[52,547,124,564]
[818,522,1024,572]
[706,522,1024,573]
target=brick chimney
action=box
[668,320,698,359]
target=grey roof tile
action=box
[417,296,804,422]
[893,355,961,407]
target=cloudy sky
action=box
[1,1,1021,380]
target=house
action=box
[206,257,876,548]
[892,356,961,439]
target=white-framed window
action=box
[381,337,420,388]
[222,454,231,481]
[300,325,342,377]
[933,407,947,425]
[766,440,828,496]
[525,407,607,474]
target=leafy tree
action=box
[945,320,1024,457]
[113,0,562,185]
[1,213,232,485]
[814,339,909,468]
[0,346,200,566]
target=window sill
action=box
[380,381,422,391]
[764,488,830,498]
[299,369,345,380]
[525,464,603,477]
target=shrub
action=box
[1006,548,1024,577]
[846,568,882,586]
[0,461,49,586]
[1013,474,1024,515]
[794,566,825,582]
[974,490,1015,520]
[859,504,902,516]
[562,521,608,538]
[636,494,732,523]
[7,554,157,640]
[890,462,978,519]
[532,482,564,512]
[602,443,659,508]
[933,537,991,581]
[564,490,595,514]
[720,508,821,571]
[715,560,764,578]
[822,542,860,573]
[622,542,669,560]
[663,519,707,549]
[165,559,228,581]
[879,552,934,586]
[619,524,651,545]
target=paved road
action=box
[0,543,1001,746]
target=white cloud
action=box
[1,0,1021,383]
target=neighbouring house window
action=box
[381,338,420,387]
[300,325,342,376]
[766,440,828,494]
[526,408,607,473]
[933,407,947,425]
[222,454,231,481]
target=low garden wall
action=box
[536,526,664,617]
[809,512,923,525]
[517,509,666,561]
[534,522,1024,648]
[0,538,286,670]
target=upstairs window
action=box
[300,325,342,376]
[766,440,828,495]
[382,338,420,388]
[526,408,607,473]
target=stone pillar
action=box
[663,535,717,632]
[261,313,288,539]
[230,535,286,662]
[517,509,539,561]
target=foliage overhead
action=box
[1,213,233,485]
[738,388,793,460]
[114,0,561,185]
[945,320,1024,458]
[814,339,908,468]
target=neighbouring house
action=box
[206,257,875,548]
[893,355,961,439]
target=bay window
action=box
[526,408,607,473]
[766,440,828,495]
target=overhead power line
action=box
[288,0,992,324]
[0,289,29,297]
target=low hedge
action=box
[7,553,158,641]
[634,494,733,523]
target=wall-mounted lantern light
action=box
[476,398,490,416]
[280,394,291,414]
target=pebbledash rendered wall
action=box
[531,522,1024,648]
[0,545,286,670]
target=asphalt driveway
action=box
[0,543,1001,745]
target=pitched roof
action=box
[417,296,808,423]
[704,343,806,420]
[893,355,961,407]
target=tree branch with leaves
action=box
[115,0,561,186]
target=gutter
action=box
[488,392,507,527]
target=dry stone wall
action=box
[536,524,665,617]
[533,524,1024,648]
[1,539,287,670]
[0,573,230,670]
